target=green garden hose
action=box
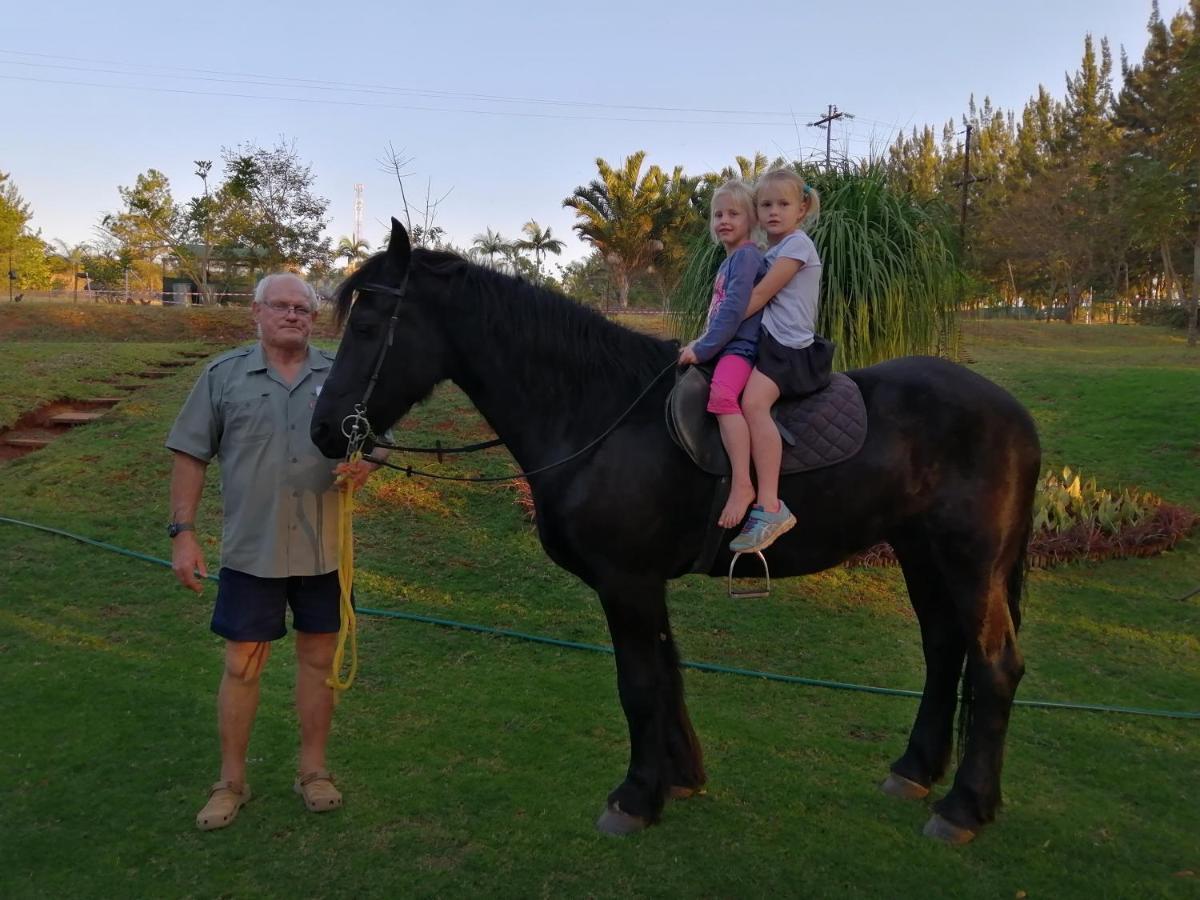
[2,515,1196,721]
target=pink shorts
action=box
[707,354,754,415]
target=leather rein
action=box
[337,277,676,484]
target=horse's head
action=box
[310,218,450,459]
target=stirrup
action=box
[728,550,770,598]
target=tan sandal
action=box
[196,781,251,831]
[294,769,342,812]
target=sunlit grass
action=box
[0,314,1196,898]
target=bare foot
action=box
[718,485,756,528]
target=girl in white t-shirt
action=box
[730,169,834,553]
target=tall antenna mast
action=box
[353,183,365,245]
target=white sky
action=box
[1,0,1162,268]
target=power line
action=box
[0,49,814,121]
[0,72,825,128]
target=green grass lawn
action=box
[0,316,1197,898]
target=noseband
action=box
[339,276,409,458]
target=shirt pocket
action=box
[222,394,274,444]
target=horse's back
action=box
[849,355,1039,448]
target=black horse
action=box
[311,219,1041,844]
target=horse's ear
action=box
[385,217,412,274]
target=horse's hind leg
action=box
[929,582,1024,843]
[924,542,1026,843]
[884,539,966,800]
[594,576,685,834]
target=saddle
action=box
[665,365,867,477]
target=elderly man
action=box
[167,272,381,831]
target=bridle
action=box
[333,272,677,484]
[338,275,410,459]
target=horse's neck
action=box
[443,302,669,469]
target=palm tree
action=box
[514,220,566,282]
[472,228,512,265]
[563,151,674,308]
[52,239,91,303]
[336,236,371,272]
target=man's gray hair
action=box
[253,273,319,311]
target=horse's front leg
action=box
[594,576,676,835]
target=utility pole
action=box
[953,124,990,249]
[958,124,973,248]
[353,183,365,247]
[808,104,852,169]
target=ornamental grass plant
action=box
[670,160,960,370]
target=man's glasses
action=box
[263,301,314,318]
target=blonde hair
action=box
[709,179,758,244]
[755,168,821,230]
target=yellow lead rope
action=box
[327,451,360,691]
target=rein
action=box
[337,275,676,483]
[370,360,678,483]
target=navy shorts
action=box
[212,568,346,642]
[756,330,834,400]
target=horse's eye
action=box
[352,323,376,338]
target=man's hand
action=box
[172,532,208,593]
[335,457,382,491]
[678,342,699,366]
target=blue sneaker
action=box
[729,502,796,553]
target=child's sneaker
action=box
[729,502,796,553]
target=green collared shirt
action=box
[166,342,341,578]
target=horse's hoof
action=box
[880,773,930,800]
[923,814,977,845]
[669,785,707,800]
[596,803,649,836]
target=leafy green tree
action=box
[563,151,676,308]
[51,239,91,301]
[219,138,332,272]
[514,220,565,283]
[0,171,52,295]
[336,236,371,272]
[103,168,222,303]
[471,228,511,264]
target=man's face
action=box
[253,275,316,351]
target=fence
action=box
[7,288,256,306]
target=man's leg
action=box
[295,630,337,774]
[197,639,270,829]
[218,640,271,784]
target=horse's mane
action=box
[333,248,676,406]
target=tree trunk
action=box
[1065,281,1079,325]
[1161,238,1177,301]
[1189,222,1199,347]
[614,267,630,309]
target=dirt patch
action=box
[0,398,121,461]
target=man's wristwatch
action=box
[167,521,194,539]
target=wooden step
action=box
[48,411,106,426]
[4,435,52,449]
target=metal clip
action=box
[340,403,372,459]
